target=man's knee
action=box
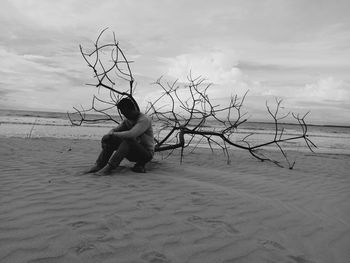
[101,135,122,149]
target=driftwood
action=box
[68,29,316,169]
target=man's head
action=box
[117,97,139,120]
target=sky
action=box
[0,0,349,125]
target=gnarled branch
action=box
[69,29,317,169]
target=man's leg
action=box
[96,139,132,175]
[87,136,122,173]
[125,140,153,173]
[97,138,152,175]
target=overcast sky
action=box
[0,0,349,125]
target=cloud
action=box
[0,45,90,110]
[167,51,239,82]
[301,77,350,103]
[270,77,350,125]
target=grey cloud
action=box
[0,87,14,96]
[295,99,350,110]
[0,8,79,58]
[238,61,301,71]
[1,30,78,57]
[239,60,350,73]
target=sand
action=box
[0,137,349,263]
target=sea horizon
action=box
[1,108,349,155]
[1,107,349,128]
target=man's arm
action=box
[112,116,150,139]
[108,120,128,134]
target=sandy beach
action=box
[0,137,349,263]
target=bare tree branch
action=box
[69,29,317,169]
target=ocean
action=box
[1,109,349,155]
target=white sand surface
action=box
[0,138,349,263]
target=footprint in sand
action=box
[258,239,286,251]
[137,200,163,211]
[69,220,90,230]
[187,215,239,235]
[190,192,210,205]
[71,240,96,254]
[104,213,126,230]
[258,240,317,263]
[288,255,317,263]
[140,251,170,263]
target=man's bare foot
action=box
[95,164,115,176]
[84,164,102,174]
[132,163,146,173]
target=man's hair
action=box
[117,97,138,112]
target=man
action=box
[87,97,154,175]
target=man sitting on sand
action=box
[87,97,154,175]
